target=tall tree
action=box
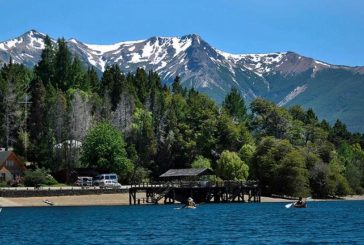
[134,68,148,105]
[54,38,73,91]
[69,56,86,89]
[329,119,351,146]
[101,64,125,110]
[28,78,47,164]
[81,122,133,181]
[251,137,294,194]
[68,90,92,141]
[84,66,100,92]
[131,108,157,169]
[275,150,310,197]
[171,76,184,95]
[222,87,247,122]
[111,90,135,135]
[216,150,249,181]
[0,63,31,151]
[34,35,54,86]
[251,98,292,139]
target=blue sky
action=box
[1,0,363,66]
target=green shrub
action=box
[23,169,48,187]
[45,175,59,185]
[0,182,8,187]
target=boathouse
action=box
[159,168,215,181]
[129,168,261,205]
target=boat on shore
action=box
[43,200,54,206]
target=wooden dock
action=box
[129,181,261,205]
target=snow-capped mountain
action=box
[1,30,364,131]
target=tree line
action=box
[1,36,364,197]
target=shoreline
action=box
[1,194,364,208]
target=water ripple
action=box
[0,201,364,244]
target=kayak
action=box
[293,202,307,208]
[43,200,55,206]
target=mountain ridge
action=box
[1,30,364,132]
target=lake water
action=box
[1,201,364,244]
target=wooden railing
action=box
[130,180,259,189]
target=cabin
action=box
[0,151,26,183]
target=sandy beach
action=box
[0,194,132,207]
[1,194,363,207]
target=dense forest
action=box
[1,36,364,198]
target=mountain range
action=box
[1,30,364,132]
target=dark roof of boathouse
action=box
[159,168,214,178]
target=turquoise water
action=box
[1,201,364,244]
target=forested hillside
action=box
[2,30,364,132]
[1,37,364,197]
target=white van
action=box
[93,174,119,187]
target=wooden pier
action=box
[129,181,261,205]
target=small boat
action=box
[293,202,307,208]
[43,200,55,206]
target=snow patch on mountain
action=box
[85,40,144,54]
[3,38,24,49]
[28,36,45,50]
[172,37,192,57]
[215,49,287,76]
[215,49,243,61]
[315,60,330,67]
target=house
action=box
[0,151,26,183]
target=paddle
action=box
[285,197,311,208]
[285,203,294,208]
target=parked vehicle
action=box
[100,180,122,189]
[93,174,118,187]
[75,176,93,186]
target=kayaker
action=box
[293,196,307,208]
[296,197,304,205]
[187,197,196,208]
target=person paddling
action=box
[184,197,196,208]
[285,196,307,208]
[293,197,306,208]
[296,197,304,205]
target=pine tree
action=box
[54,38,73,91]
[101,65,125,110]
[85,66,100,92]
[34,35,55,86]
[28,78,47,164]
[69,56,86,89]
[0,63,31,151]
[222,87,247,122]
[172,76,184,95]
[134,68,148,104]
